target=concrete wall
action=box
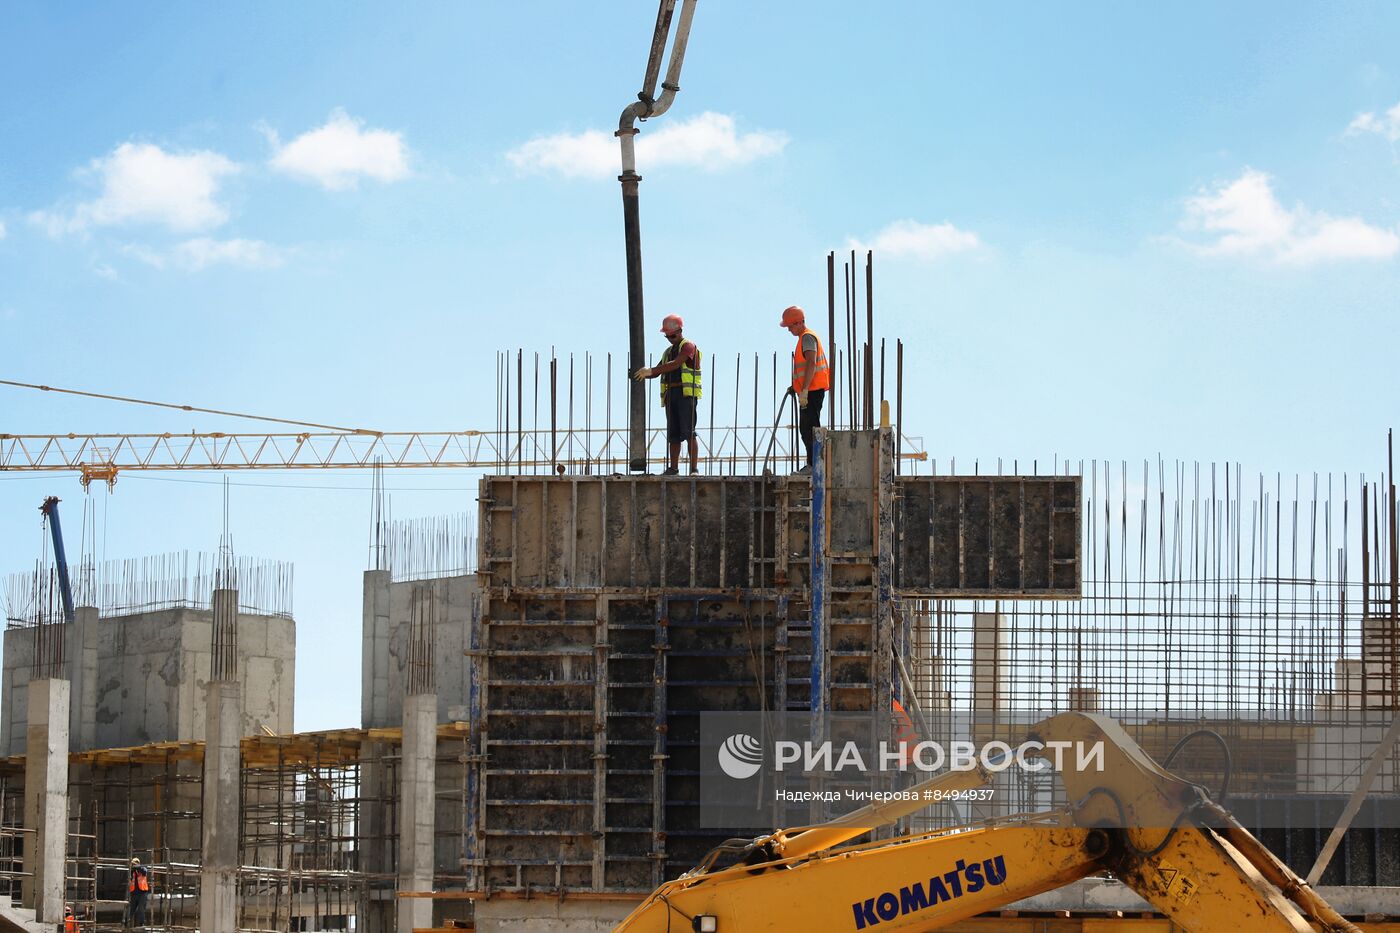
[1,607,294,755]
[360,572,479,729]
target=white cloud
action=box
[506,111,787,179]
[0,219,7,239]
[31,143,238,235]
[175,237,283,270]
[847,219,982,262]
[1182,169,1398,264]
[1347,101,1400,141]
[268,109,410,190]
[123,237,284,272]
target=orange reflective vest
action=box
[65,912,78,933]
[892,698,918,765]
[791,329,830,393]
[129,869,149,893]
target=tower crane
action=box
[1,378,923,490]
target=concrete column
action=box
[200,679,242,933]
[358,739,392,933]
[22,677,70,924]
[972,611,1007,716]
[69,606,99,751]
[362,570,392,728]
[397,693,436,933]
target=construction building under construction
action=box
[3,418,1399,932]
[2,253,1400,932]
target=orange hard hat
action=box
[660,314,684,336]
[779,306,805,328]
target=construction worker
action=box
[780,305,830,473]
[632,314,702,475]
[64,904,78,933]
[127,857,149,928]
[891,698,919,768]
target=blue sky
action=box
[2,2,1398,731]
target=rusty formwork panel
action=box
[473,475,825,893]
[477,473,1081,600]
[479,476,812,592]
[469,589,813,891]
[895,476,1083,598]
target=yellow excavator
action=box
[615,713,1360,933]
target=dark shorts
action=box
[664,395,698,443]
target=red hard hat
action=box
[660,314,684,335]
[779,306,805,328]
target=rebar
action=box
[382,513,475,582]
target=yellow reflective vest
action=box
[659,340,702,406]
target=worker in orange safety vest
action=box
[892,698,919,767]
[780,306,830,473]
[126,857,149,927]
[64,904,78,933]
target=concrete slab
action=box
[0,902,51,933]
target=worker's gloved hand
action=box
[633,367,652,381]
[798,389,809,408]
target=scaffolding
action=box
[0,766,29,907]
[2,728,479,933]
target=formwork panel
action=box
[896,476,1082,597]
[603,480,634,586]
[575,480,604,585]
[633,482,664,587]
[827,431,877,555]
[721,481,755,587]
[480,476,811,592]
[476,587,831,893]
[513,482,545,588]
[474,466,890,893]
[662,483,694,586]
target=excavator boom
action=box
[614,713,1359,933]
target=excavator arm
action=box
[614,713,1360,933]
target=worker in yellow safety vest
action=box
[780,305,830,473]
[633,314,703,475]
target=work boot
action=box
[662,466,679,475]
